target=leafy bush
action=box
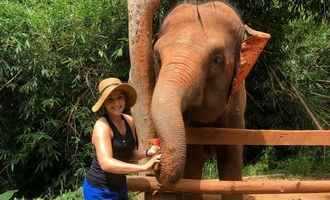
[202,158,218,179]
[242,4,329,168]
[0,0,129,198]
[52,188,83,200]
[280,18,329,128]
[0,190,18,200]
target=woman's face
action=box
[104,90,126,115]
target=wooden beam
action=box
[127,176,330,194]
[205,193,330,200]
[186,128,330,146]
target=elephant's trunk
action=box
[151,60,204,186]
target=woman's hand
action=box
[142,154,161,171]
[146,145,160,157]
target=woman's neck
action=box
[107,112,122,123]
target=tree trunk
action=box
[128,0,160,147]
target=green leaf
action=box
[0,190,18,200]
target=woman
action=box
[83,77,161,200]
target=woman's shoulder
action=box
[94,117,111,131]
[91,117,113,144]
[122,114,134,127]
[95,116,108,124]
[122,113,133,121]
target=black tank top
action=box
[86,115,138,190]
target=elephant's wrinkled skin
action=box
[128,1,270,199]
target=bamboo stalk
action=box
[291,85,323,130]
[0,69,22,92]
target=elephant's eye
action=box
[213,55,224,65]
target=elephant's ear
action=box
[230,25,271,96]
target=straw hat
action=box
[91,78,137,112]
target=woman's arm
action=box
[122,114,160,161]
[92,117,160,174]
[131,144,160,161]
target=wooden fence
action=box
[127,128,330,194]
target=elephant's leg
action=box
[182,145,205,200]
[216,145,243,200]
[215,86,245,200]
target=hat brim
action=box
[91,83,137,113]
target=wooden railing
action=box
[128,128,330,194]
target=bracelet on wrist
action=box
[145,148,150,157]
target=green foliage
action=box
[274,148,330,177]
[280,156,314,176]
[243,147,330,178]
[244,162,270,176]
[245,17,329,170]
[0,190,18,200]
[0,0,129,198]
[235,2,330,130]
[202,158,218,179]
[39,188,138,200]
[281,19,330,128]
[243,148,273,176]
[51,188,83,200]
[203,148,330,179]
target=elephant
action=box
[128,1,270,199]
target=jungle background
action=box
[0,0,329,199]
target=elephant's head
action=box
[128,1,270,186]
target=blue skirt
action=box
[83,178,128,200]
